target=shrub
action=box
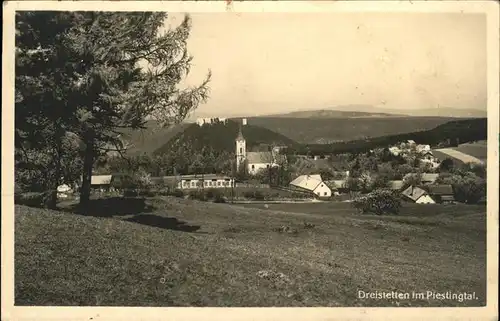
[205,188,219,200]
[188,190,207,201]
[352,189,402,215]
[243,191,255,199]
[14,191,49,208]
[253,190,265,200]
[438,172,486,204]
[213,193,226,203]
[170,189,184,198]
[123,189,138,197]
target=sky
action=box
[165,12,486,117]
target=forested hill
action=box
[288,118,487,155]
[153,120,298,156]
[120,121,192,156]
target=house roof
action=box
[177,174,232,180]
[388,180,404,190]
[290,174,323,192]
[427,184,454,195]
[441,195,456,201]
[247,151,273,164]
[401,186,428,202]
[91,175,113,185]
[421,173,439,182]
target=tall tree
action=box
[16,12,211,210]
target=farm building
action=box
[389,146,402,156]
[388,180,404,191]
[426,185,455,204]
[56,184,74,199]
[401,186,435,204]
[90,175,114,192]
[417,144,431,153]
[290,174,332,198]
[168,174,235,190]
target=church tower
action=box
[235,123,246,172]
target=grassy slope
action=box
[246,117,457,144]
[454,143,488,161]
[15,199,486,307]
[432,142,488,164]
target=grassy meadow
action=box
[15,197,486,307]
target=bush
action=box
[14,191,48,208]
[213,193,226,203]
[188,190,207,201]
[243,190,266,200]
[253,190,265,201]
[205,188,219,200]
[170,189,184,198]
[123,189,138,197]
[352,189,402,215]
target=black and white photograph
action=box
[2,1,499,320]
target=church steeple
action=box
[235,122,244,141]
[235,122,246,172]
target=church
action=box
[235,125,285,175]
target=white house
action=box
[417,144,431,153]
[290,174,332,198]
[401,186,435,204]
[235,125,285,175]
[167,174,235,190]
[56,183,73,199]
[389,146,402,156]
[90,175,114,192]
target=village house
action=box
[427,185,455,204]
[417,144,431,153]
[56,183,73,199]
[389,146,402,156]
[401,185,436,204]
[165,174,235,190]
[90,175,114,192]
[419,151,440,169]
[387,180,404,191]
[290,174,332,198]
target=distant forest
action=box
[287,118,487,155]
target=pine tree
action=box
[15,12,211,210]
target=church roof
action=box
[235,125,245,141]
[247,151,273,164]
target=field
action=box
[15,198,486,307]
[245,117,457,144]
[432,141,487,165]
[454,141,488,162]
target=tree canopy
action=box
[15,12,211,209]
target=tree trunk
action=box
[79,133,95,211]
[45,127,63,210]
